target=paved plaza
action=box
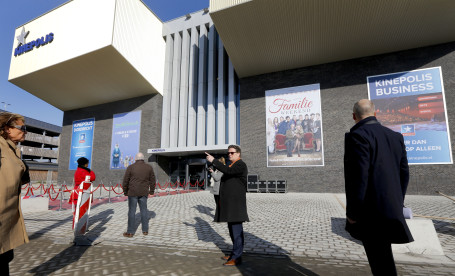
[10,191,455,275]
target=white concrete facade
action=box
[8,0,165,110]
[155,10,240,155]
[9,0,116,80]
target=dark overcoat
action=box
[344,116,413,244]
[212,158,249,223]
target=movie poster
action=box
[367,67,453,164]
[110,111,142,169]
[266,84,324,167]
[69,118,95,170]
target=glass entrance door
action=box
[188,164,206,190]
[169,159,186,185]
[169,156,207,190]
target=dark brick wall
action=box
[58,94,168,186]
[57,42,455,194]
[239,42,455,195]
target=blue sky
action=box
[0,0,209,126]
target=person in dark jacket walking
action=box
[122,152,156,237]
[344,99,413,276]
[206,145,249,266]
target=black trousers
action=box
[362,239,397,276]
[0,250,14,276]
[227,222,244,260]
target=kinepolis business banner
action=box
[367,67,453,164]
[69,118,95,170]
[110,111,142,169]
[266,84,324,167]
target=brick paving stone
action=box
[15,192,455,275]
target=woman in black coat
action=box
[206,145,249,266]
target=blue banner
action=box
[368,67,453,164]
[69,118,95,170]
[110,111,142,169]
[368,67,443,100]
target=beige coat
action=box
[0,136,29,254]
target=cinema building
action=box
[9,0,455,194]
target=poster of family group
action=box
[110,111,142,169]
[367,67,453,164]
[69,118,95,170]
[265,84,324,167]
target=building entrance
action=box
[188,163,206,189]
[168,156,208,190]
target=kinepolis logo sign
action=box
[14,27,54,57]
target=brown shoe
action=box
[123,232,133,238]
[221,255,231,261]
[223,258,242,266]
[143,232,148,235]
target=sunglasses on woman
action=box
[12,125,27,132]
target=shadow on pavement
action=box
[184,217,231,252]
[234,254,319,276]
[184,215,318,276]
[433,219,455,237]
[193,204,215,219]
[27,214,73,241]
[28,209,113,275]
[236,232,319,275]
[131,210,156,234]
[330,217,362,245]
[29,200,111,240]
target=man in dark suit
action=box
[344,99,413,275]
[206,145,249,266]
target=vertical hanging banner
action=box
[368,67,453,164]
[110,111,142,169]
[69,118,95,170]
[266,84,324,167]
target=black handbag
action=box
[345,219,364,240]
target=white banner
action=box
[266,84,324,167]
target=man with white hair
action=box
[122,152,156,237]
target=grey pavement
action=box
[11,191,455,275]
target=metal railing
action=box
[25,132,60,146]
[21,146,58,158]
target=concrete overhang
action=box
[8,0,165,111]
[148,144,230,157]
[209,0,455,78]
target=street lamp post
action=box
[1,101,11,111]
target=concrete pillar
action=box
[217,37,226,145]
[196,24,208,146]
[227,59,236,144]
[206,23,217,146]
[169,32,182,148]
[178,29,190,148]
[161,34,174,148]
[187,27,199,147]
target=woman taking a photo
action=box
[209,157,225,206]
[0,112,30,275]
